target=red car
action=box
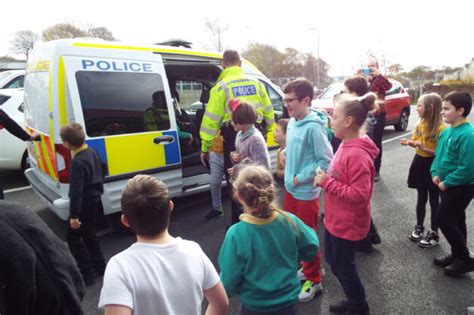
[311,78,411,131]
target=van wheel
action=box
[394,109,409,132]
[21,151,30,172]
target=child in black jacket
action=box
[60,122,105,286]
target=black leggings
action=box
[416,188,439,231]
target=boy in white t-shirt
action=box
[98,175,228,315]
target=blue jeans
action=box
[325,228,367,309]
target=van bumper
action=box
[24,168,70,220]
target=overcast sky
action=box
[1,0,473,76]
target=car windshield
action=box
[318,83,343,99]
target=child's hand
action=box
[438,181,447,192]
[400,138,409,146]
[227,167,235,177]
[69,218,81,230]
[293,176,300,187]
[432,176,441,185]
[314,167,327,187]
[230,152,241,164]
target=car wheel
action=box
[20,151,30,172]
[394,109,409,132]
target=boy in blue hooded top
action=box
[283,78,333,303]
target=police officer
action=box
[200,50,274,222]
[0,109,39,199]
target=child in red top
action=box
[314,93,379,315]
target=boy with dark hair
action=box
[431,91,474,276]
[99,175,228,315]
[282,78,333,302]
[60,122,106,286]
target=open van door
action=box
[62,52,182,213]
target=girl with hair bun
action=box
[218,165,319,315]
[314,92,379,314]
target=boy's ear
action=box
[121,214,130,227]
[169,200,174,212]
[456,107,465,116]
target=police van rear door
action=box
[62,52,182,194]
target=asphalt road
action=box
[3,108,474,314]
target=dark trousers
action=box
[325,228,367,309]
[437,185,473,260]
[416,187,440,231]
[66,199,105,276]
[372,111,386,174]
[240,302,298,315]
[358,217,380,246]
[221,123,242,225]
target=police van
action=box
[24,39,286,220]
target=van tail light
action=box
[55,144,71,183]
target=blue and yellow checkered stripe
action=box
[86,130,180,177]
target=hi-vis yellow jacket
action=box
[200,66,274,153]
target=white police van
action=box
[24,39,285,220]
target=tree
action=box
[88,27,116,41]
[387,63,403,77]
[204,18,229,51]
[42,23,87,41]
[282,48,305,80]
[10,30,39,59]
[242,43,285,80]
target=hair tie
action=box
[230,99,241,112]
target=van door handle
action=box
[153,135,175,144]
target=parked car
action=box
[312,78,411,131]
[0,89,28,171]
[0,70,25,90]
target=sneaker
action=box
[418,230,439,248]
[443,257,474,277]
[374,174,380,182]
[409,225,424,242]
[298,280,322,302]
[204,208,223,221]
[434,254,454,268]
[297,268,306,281]
[329,300,348,313]
[357,240,373,253]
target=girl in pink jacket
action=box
[314,92,379,315]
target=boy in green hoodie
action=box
[282,78,333,302]
[431,91,474,276]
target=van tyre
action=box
[394,108,409,132]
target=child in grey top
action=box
[227,100,270,179]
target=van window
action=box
[24,72,50,133]
[175,80,202,110]
[262,81,284,112]
[76,71,171,137]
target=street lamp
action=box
[309,28,320,90]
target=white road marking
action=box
[382,131,414,145]
[4,185,32,194]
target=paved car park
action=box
[3,108,473,314]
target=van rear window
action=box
[76,71,171,137]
